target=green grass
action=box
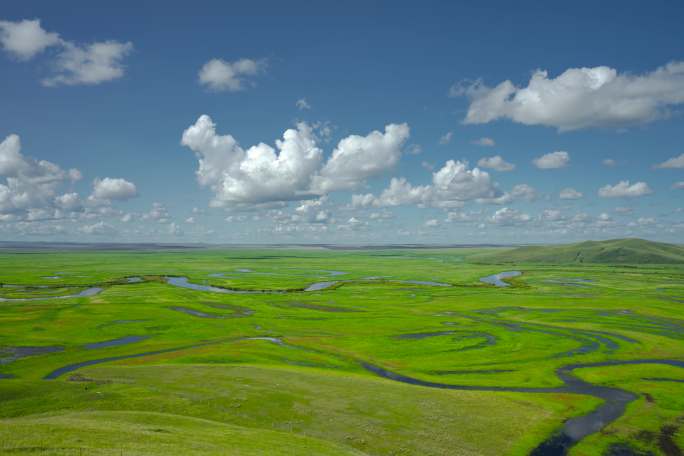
[0,247,683,455]
[474,238,684,265]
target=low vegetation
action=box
[0,242,682,455]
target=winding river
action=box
[362,359,684,455]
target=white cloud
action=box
[168,222,182,236]
[198,58,264,92]
[459,61,684,130]
[510,184,537,201]
[0,134,81,219]
[182,115,408,206]
[54,192,81,211]
[559,187,583,199]
[673,181,684,190]
[354,177,432,208]
[181,115,323,206]
[0,18,60,60]
[541,209,564,222]
[477,183,536,205]
[296,98,311,110]
[597,213,614,225]
[654,153,684,169]
[439,131,453,145]
[79,221,116,236]
[446,211,474,223]
[603,158,617,167]
[598,181,653,198]
[143,202,169,222]
[406,144,422,155]
[1,18,133,86]
[91,177,138,202]
[431,160,497,204]
[533,151,570,169]
[491,207,531,225]
[42,40,133,86]
[293,197,330,224]
[477,155,515,172]
[471,137,495,147]
[352,160,498,209]
[635,217,656,226]
[424,218,439,227]
[312,123,409,193]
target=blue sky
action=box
[1,1,683,244]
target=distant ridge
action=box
[476,238,684,264]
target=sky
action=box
[1,1,683,245]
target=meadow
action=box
[0,245,683,455]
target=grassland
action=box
[0,245,683,455]
[475,238,684,265]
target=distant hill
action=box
[476,238,684,264]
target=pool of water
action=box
[480,271,522,287]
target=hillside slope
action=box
[476,238,684,264]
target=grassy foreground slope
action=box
[475,238,684,264]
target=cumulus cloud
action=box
[439,131,453,145]
[168,222,182,236]
[471,137,495,147]
[181,115,409,206]
[559,187,583,199]
[477,155,515,172]
[424,219,439,228]
[654,153,684,169]
[90,177,138,202]
[541,209,564,222]
[458,62,684,131]
[0,134,82,219]
[598,181,653,198]
[0,18,133,86]
[672,181,684,190]
[296,98,311,110]
[79,221,116,236]
[293,197,330,224]
[312,123,409,192]
[54,192,82,211]
[533,151,570,169]
[198,58,264,91]
[477,183,536,205]
[352,160,498,209]
[490,207,531,225]
[353,177,432,208]
[0,18,60,60]
[181,115,322,205]
[510,184,537,200]
[603,158,617,167]
[446,211,474,223]
[143,202,170,222]
[42,40,133,86]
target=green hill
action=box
[476,238,684,264]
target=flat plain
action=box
[0,243,683,455]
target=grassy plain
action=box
[0,246,683,455]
